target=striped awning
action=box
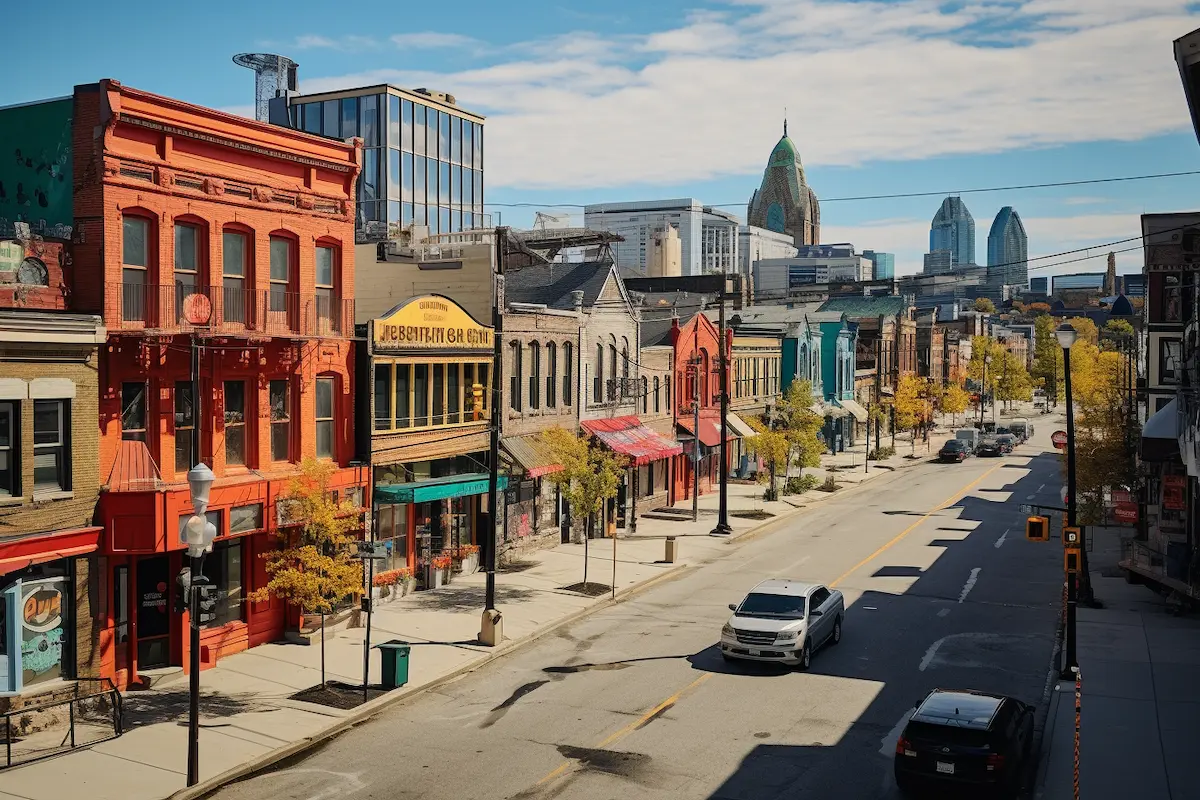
[581,416,683,466]
[501,435,563,478]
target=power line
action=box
[484,169,1200,210]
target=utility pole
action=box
[480,227,505,647]
[711,288,732,536]
[692,358,700,523]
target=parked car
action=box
[720,579,844,670]
[977,437,1002,457]
[995,434,1017,453]
[954,428,981,453]
[1010,419,1032,442]
[939,439,970,463]
[895,689,1034,798]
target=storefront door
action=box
[136,555,171,669]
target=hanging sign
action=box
[1051,431,1068,450]
[1163,475,1187,511]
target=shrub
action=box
[784,475,820,495]
[868,446,896,460]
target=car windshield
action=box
[737,592,806,619]
[943,441,965,450]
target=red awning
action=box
[678,416,723,448]
[0,527,103,577]
[581,416,684,466]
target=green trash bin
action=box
[375,640,411,688]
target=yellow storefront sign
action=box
[372,295,493,350]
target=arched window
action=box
[621,338,631,380]
[654,376,661,413]
[594,343,603,402]
[121,211,157,323]
[546,342,557,408]
[641,376,648,414]
[510,341,523,411]
[563,342,573,406]
[666,376,671,409]
[529,341,541,409]
[315,238,342,334]
[221,224,253,326]
[608,339,618,400]
[173,216,208,326]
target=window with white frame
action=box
[316,377,335,459]
[33,400,68,493]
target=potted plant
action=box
[431,555,453,589]
[451,544,480,574]
[372,569,400,600]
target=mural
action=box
[0,98,73,240]
[20,578,66,685]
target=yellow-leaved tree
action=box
[941,382,971,425]
[776,380,824,477]
[542,427,627,586]
[993,349,1034,411]
[893,374,928,455]
[746,416,790,500]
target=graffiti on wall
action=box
[20,579,65,684]
[0,98,73,240]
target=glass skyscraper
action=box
[862,250,894,280]
[986,206,1028,287]
[928,196,975,267]
[281,85,485,239]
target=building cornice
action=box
[0,311,105,345]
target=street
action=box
[211,425,1066,800]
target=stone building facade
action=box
[747,123,821,248]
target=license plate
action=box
[936,761,955,775]
[748,649,760,656]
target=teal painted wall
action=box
[0,98,73,238]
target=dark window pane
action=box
[224,381,246,466]
[204,540,244,628]
[122,382,147,440]
[413,364,428,426]
[395,364,410,428]
[0,402,15,496]
[323,101,340,138]
[387,94,400,147]
[270,379,290,462]
[316,378,334,460]
[448,364,461,424]
[433,364,444,424]
[341,97,359,138]
[303,103,321,134]
[375,364,392,430]
[360,94,379,147]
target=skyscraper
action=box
[928,196,975,269]
[862,250,895,280]
[987,206,1028,287]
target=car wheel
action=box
[797,639,812,671]
[831,616,842,645]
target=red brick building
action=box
[668,313,734,501]
[70,80,365,685]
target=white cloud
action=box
[390,32,480,49]
[1062,196,1113,205]
[286,34,380,51]
[300,0,1198,191]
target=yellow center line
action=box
[534,672,713,786]
[830,463,1003,589]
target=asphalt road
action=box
[212,422,1067,800]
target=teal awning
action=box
[373,473,508,505]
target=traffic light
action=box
[1025,516,1050,542]
[1065,547,1081,574]
[471,383,484,420]
[1062,526,1081,547]
[193,576,218,626]
[174,567,192,614]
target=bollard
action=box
[664,536,677,563]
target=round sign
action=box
[1051,430,1068,450]
[182,293,212,325]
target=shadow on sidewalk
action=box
[400,584,540,613]
[122,688,273,728]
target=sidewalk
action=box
[1,433,945,800]
[1037,525,1200,799]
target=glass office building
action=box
[284,86,485,237]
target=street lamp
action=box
[980,354,993,426]
[184,463,216,787]
[1054,324,1079,678]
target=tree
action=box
[542,427,627,586]
[1031,315,1063,403]
[993,348,1034,410]
[1066,316,1099,346]
[1102,318,1135,353]
[746,416,789,500]
[974,297,997,314]
[1104,318,1134,337]
[251,459,364,685]
[1028,302,1052,315]
[941,382,971,424]
[775,380,824,476]
[893,374,928,454]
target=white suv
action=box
[720,579,845,670]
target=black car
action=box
[895,689,1034,798]
[938,440,969,462]
[995,434,1017,453]
[976,438,1002,457]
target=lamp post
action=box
[1055,324,1079,677]
[184,463,216,787]
[711,292,733,536]
[980,353,993,426]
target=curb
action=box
[167,560,691,800]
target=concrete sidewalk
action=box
[1037,525,1200,799]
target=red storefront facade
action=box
[668,314,734,502]
[70,80,365,686]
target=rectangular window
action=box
[363,148,380,202]
[0,401,16,497]
[439,112,450,159]
[474,171,483,213]
[388,148,401,201]
[270,379,291,462]
[413,365,429,427]
[174,223,200,323]
[303,102,321,134]
[340,97,359,138]
[463,123,474,169]
[175,381,195,472]
[478,364,490,415]
[316,377,335,459]
[547,344,557,408]
[387,94,400,147]
[224,381,246,466]
[439,207,451,235]
[374,363,393,431]
[529,343,541,410]
[563,343,573,406]
[401,99,413,152]
[402,152,414,203]
[316,245,336,330]
[33,400,68,493]
[439,161,450,205]
[426,109,439,158]
[433,364,445,425]
[510,342,523,412]
[360,94,379,147]
[122,216,149,322]
[395,363,410,429]
[222,231,247,324]
[1160,339,1183,385]
[448,363,461,424]
[269,237,292,314]
[426,158,438,210]
[121,382,147,441]
[474,122,483,169]
[230,503,263,534]
[205,539,244,629]
[413,104,426,156]
[451,115,462,164]
[414,155,426,205]
[451,164,461,207]
[322,100,340,138]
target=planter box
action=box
[431,568,446,589]
[457,553,479,574]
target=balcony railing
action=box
[111,283,353,337]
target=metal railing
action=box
[1,679,123,769]
[110,283,354,338]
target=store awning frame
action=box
[838,399,869,423]
[581,416,684,466]
[501,435,563,478]
[678,417,723,448]
[725,413,758,438]
[374,472,509,505]
[1141,397,1182,463]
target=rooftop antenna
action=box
[232,53,299,122]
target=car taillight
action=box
[986,753,1005,771]
[895,736,916,757]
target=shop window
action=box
[529,342,541,410]
[175,381,196,473]
[222,229,249,325]
[204,539,244,629]
[113,565,129,657]
[377,504,409,572]
[413,365,429,427]
[316,377,335,459]
[563,342,573,406]
[270,379,291,462]
[121,382,147,442]
[224,381,247,466]
[509,342,523,412]
[374,363,393,431]
[448,363,461,424]
[0,401,17,497]
[546,342,557,408]
[395,363,411,428]
[121,215,152,322]
[15,567,69,687]
[433,364,445,424]
[230,503,264,534]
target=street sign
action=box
[1114,504,1139,524]
[1110,490,1132,505]
[354,541,388,560]
[1051,430,1068,450]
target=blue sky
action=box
[8,0,1200,277]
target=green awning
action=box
[373,473,508,505]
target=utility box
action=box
[665,536,678,563]
[375,640,411,688]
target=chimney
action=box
[571,290,584,312]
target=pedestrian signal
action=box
[1026,516,1050,542]
[1065,548,1080,574]
[194,577,218,626]
[1062,526,1081,546]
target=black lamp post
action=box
[184,463,216,787]
[1056,323,1079,677]
[979,353,992,426]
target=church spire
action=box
[783,109,788,138]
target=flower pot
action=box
[431,568,445,589]
[460,553,479,574]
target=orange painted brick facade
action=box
[70,80,365,684]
